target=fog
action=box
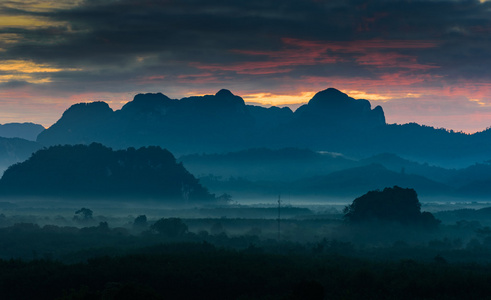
[2,143,491,298]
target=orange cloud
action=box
[0,60,81,83]
[242,91,316,106]
[2,0,82,13]
[0,15,65,29]
[0,60,65,73]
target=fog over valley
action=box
[4,0,491,297]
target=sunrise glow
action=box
[0,0,490,133]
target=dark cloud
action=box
[1,0,491,130]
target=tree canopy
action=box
[0,143,213,202]
[343,186,440,228]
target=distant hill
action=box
[0,143,214,203]
[360,153,458,183]
[294,164,451,197]
[180,148,357,181]
[0,137,42,173]
[0,123,45,141]
[196,161,452,200]
[189,150,491,199]
[36,88,491,166]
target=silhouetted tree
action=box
[133,215,148,229]
[216,193,233,204]
[151,218,188,237]
[343,186,439,228]
[74,208,93,221]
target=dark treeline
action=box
[3,242,491,299]
[2,212,491,263]
[2,197,491,299]
[0,187,490,298]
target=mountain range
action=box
[1,87,491,202]
[184,148,490,199]
[35,88,490,167]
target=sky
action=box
[1,0,491,133]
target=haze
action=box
[2,1,491,299]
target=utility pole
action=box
[277,194,281,240]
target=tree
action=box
[133,215,148,229]
[343,186,440,228]
[151,218,188,237]
[74,208,93,222]
[216,193,232,204]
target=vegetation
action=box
[343,186,440,228]
[0,224,490,299]
[150,218,188,237]
[3,243,491,300]
[0,203,490,299]
[0,143,213,202]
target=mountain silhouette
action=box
[0,143,213,202]
[0,123,45,141]
[197,162,452,199]
[295,163,451,197]
[180,147,356,181]
[0,137,42,173]
[294,88,385,128]
[36,88,491,166]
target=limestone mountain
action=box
[294,88,385,128]
[36,88,388,154]
[35,88,491,165]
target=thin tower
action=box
[277,194,281,240]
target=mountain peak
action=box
[317,88,347,97]
[293,88,385,128]
[133,92,171,102]
[62,102,113,119]
[215,89,235,97]
[308,88,353,109]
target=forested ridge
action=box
[0,143,213,202]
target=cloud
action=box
[242,91,316,106]
[0,0,491,132]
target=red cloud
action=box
[190,37,439,75]
[356,52,439,70]
[280,38,438,52]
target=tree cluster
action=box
[343,186,440,228]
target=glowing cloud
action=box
[1,0,83,12]
[0,60,65,73]
[0,60,80,83]
[242,92,316,106]
[0,16,65,29]
[340,90,391,101]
